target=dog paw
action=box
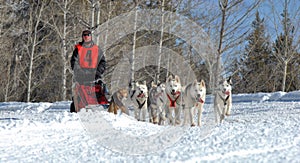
[160,115,167,121]
[221,114,225,120]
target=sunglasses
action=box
[83,33,91,36]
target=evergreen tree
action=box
[233,11,273,93]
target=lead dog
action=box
[130,81,148,121]
[165,75,183,125]
[183,79,206,127]
[214,77,232,124]
[148,81,167,125]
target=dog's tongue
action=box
[225,91,230,96]
[172,91,180,96]
[138,93,145,98]
[198,98,204,103]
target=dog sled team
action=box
[70,30,232,126]
[107,75,233,127]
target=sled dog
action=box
[131,81,148,121]
[108,88,129,115]
[148,81,167,125]
[183,79,206,127]
[214,77,232,124]
[165,75,183,125]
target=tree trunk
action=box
[281,61,287,92]
[27,2,45,102]
[214,0,227,91]
[157,0,165,84]
[4,56,12,102]
[130,6,138,89]
[61,0,68,101]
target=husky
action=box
[148,81,167,125]
[108,88,129,115]
[130,81,148,121]
[214,77,232,124]
[165,75,183,125]
[183,79,206,127]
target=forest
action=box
[1,0,299,102]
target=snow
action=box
[1,92,300,162]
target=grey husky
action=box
[214,77,232,124]
[183,79,206,127]
[148,81,167,125]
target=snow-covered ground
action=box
[1,91,300,162]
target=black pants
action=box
[70,98,76,113]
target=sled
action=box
[70,80,109,113]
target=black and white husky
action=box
[183,79,206,127]
[214,77,232,124]
[130,81,148,121]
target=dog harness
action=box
[167,91,181,107]
[217,92,230,105]
[136,99,146,109]
[131,90,146,109]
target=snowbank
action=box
[206,90,300,103]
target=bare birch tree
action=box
[218,0,261,58]
[25,1,52,102]
[130,1,139,89]
[267,0,300,92]
[46,0,76,101]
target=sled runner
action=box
[70,79,109,113]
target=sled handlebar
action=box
[81,79,105,85]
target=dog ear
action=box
[193,79,198,86]
[175,75,181,84]
[151,81,157,87]
[119,88,128,97]
[201,79,205,87]
[227,76,232,85]
[167,75,173,82]
[142,80,146,85]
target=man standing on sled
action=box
[70,30,107,112]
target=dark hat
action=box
[82,30,91,36]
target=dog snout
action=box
[197,94,201,98]
[171,89,175,93]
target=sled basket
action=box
[73,81,109,112]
